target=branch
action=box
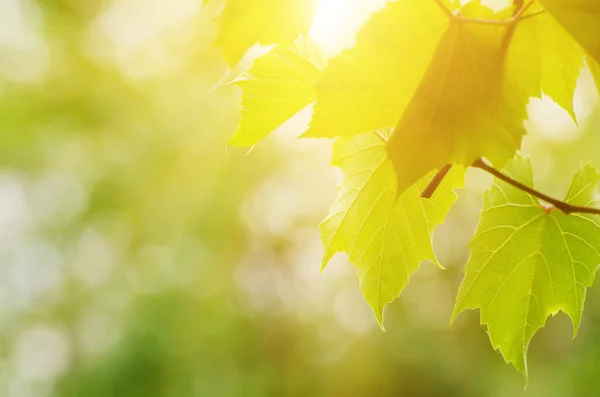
[419,158,600,215]
[513,0,535,20]
[421,164,453,198]
[472,158,600,216]
[501,0,535,52]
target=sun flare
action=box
[309,0,387,53]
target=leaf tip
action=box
[448,310,460,327]
[429,255,445,270]
[520,363,529,388]
[319,262,328,276]
[449,302,466,327]
[571,319,581,340]
[319,256,330,275]
[373,307,386,331]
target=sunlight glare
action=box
[309,0,387,54]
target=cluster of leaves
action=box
[208,0,600,379]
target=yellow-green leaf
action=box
[230,39,325,146]
[452,155,600,379]
[214,0,318,65]
[304,0,453,138]
[388,4,538,196]
[321,131,464,327]
[539,0,600,64]
[538,15,584,120]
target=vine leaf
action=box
[538,15,584,120]
[229,39,325,146]
[304,0,453,139]
[214,0,318,65]
[387,3,539,197]
[452,154,600,379]
[321,131,465,327]
[539,0,600,65]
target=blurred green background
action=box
[1,0,600,396]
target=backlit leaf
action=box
[230,39,325,146]
[321,131,464,327]
[538,0,600,64]
[304,0,453,138]
[452,155,600,378]
[388,4,539,196]
[538,15,584,120]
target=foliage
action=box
[215,0,600,379]
[321,131,464,327]
[453,155,600,378]
[228,39,325,146]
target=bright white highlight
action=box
[309,0,387,54]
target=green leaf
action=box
[214,0,318,65]
[321,131,465,327]
[388,3,539,197]
[304,0,452,138]
[538,0,600,65]
[229,39,325,146]
[452,155,600,378]
[538,15,584,120]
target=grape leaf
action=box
[229,39,325,146]
[387,3,539,197]
[452,155,600,378]
[538,15,584,120]
[214,0,318,65]
[304,0,453,139]
[538,0,600,65]
[321,131,465,327]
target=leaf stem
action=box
[513,0,536,20]
[472,158,600,216]
[421,164,453,199]
[501,0,531,53]
[420,159,600,216]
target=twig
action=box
[421,164,453,199]
[502,0,535,52]
[513,0,536,20]
[472,158,600,216]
